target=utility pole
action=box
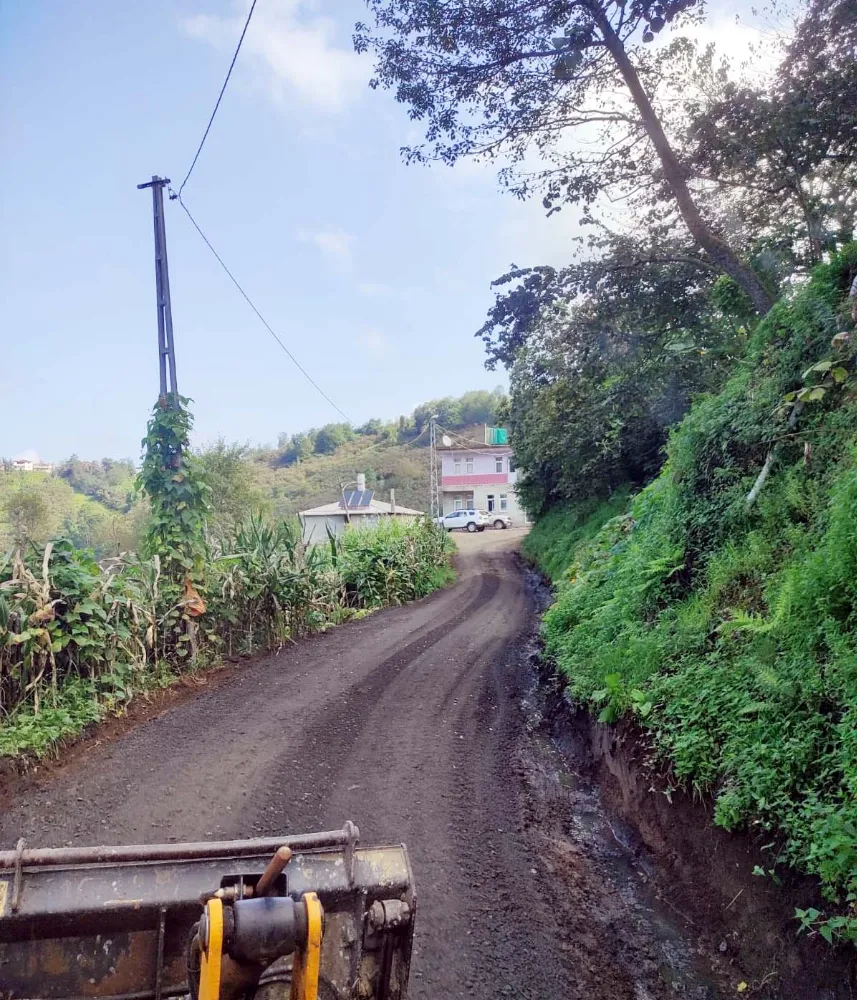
[137,176,179,406]
[429,415,442,522]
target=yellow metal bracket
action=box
[199,897,223,1000]
[290,891,323,1000]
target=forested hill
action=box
[0,387,506,554]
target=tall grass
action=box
[0,517,453,757]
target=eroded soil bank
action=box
[521,558,856,999]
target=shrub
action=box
[532,245,857,944]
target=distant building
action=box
[439,426,527,523]
[10,458,53,473]
[300,474,424,544]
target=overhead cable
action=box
[178,0,259,200]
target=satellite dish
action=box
[441,435,452,447]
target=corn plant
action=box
[1,516,453,756]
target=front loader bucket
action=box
[0,823,415,1000]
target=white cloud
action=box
[297,226,353,268]
[360,328,387,356]
[183,1,365,114]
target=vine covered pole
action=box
[137,175,179,408]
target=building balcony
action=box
[441,473,509,489]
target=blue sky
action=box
[1,0,777,462]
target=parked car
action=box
[436,509,490,532]
[485,511,512,530]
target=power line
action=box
[175,195,353,424]
[178,0,259,200]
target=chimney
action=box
[389,489,396,514]
[356,472,366,492]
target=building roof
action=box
[300,499,425,518]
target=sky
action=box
[0,0,786,462]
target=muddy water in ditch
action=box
[516,571,732,999]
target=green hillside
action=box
[522,247,857,944]
[1,388,505,555]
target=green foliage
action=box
[57,457,136,512]
[313,423,355,455]
[0,469,146,559]
[0,518,454,758]
[137,396,211,578]
[530,248,857,944]
[338,518,454,607]
[496,247,737,516]
[198,440,271,537]
[521,490,631,582]
[2,487,51,546]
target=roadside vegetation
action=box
[355,0,857,947]
[525,253,857,944]
[0,400,453,760]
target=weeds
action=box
[526,245,857,945]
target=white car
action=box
[437,509,489,532]
[485,511,513,530]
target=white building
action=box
[300,476,424,544]
[10,458,54,473]
[439,428,528,523]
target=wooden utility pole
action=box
[137,176,179,405]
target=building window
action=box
[500,494,508,511]
[495,457,504,473]
[509,457,516,472]
[454,497,464,510]
[465,458,474,474]
[487,494,495,512]
[454,459,461,475]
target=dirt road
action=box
[1,531,731,999]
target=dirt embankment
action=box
[523,557,856,1000]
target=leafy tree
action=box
[2,488,51,546]
[483,231,744,513]
[314,423,355,455]
[356,0,774,312]
[357,418,383,435]
[458,387,506,426]
[680,0,857,266]
[198,440,271,538]
[276,431,316,466]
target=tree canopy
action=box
[356,0,774,310]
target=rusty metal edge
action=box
[0,827,356,871]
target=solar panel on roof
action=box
[340,489,375,508]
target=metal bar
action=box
[34,989,189,1000]
[10,837,24,912]
[0,828,355,871]
[154,908,166,1000]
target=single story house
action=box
[300,478,424,544]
